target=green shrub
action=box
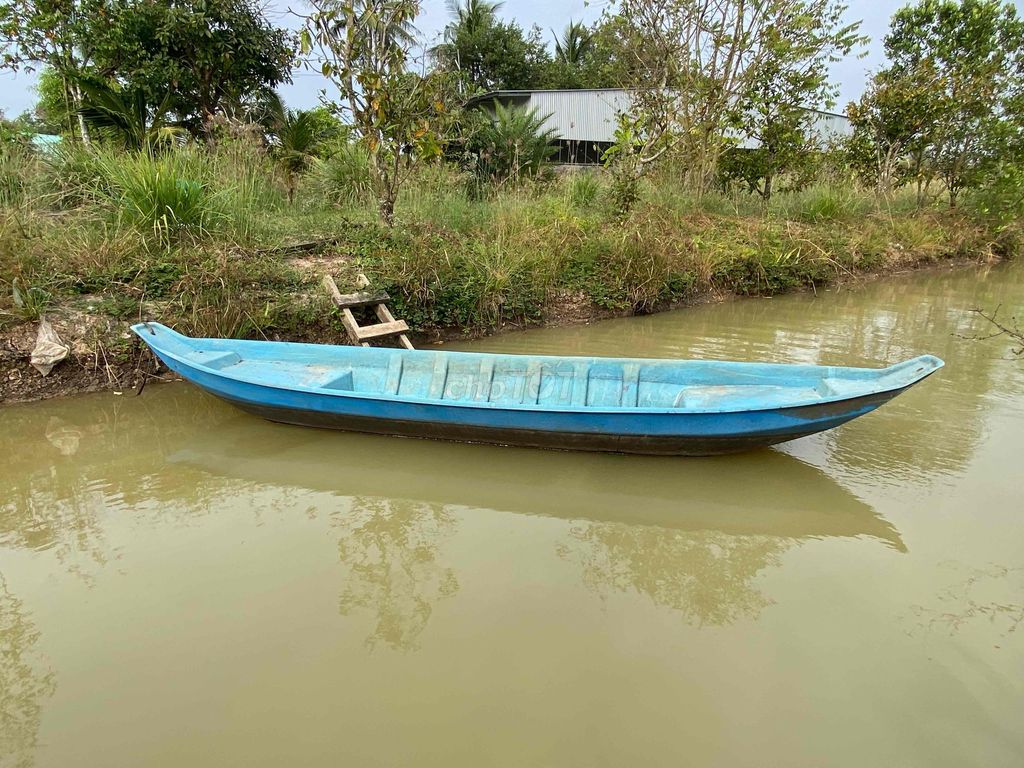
[718,231,835,295]
[567,212,694,312]
[467,101,559,188]
[968,162,1024,232]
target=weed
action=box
[567,172,600,209]
[10,277,53,321]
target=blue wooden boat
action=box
[132,322,943,455]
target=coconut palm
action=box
[75,78,181,151]
[433,0,503,70]
[444,0,503,39]
[553,19,593,66]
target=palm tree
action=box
[553,19,592,66]
[444,0,503,39]
[432,0,504,92]
[266,95,328,203]
[75,78,181,151]
[475,101,560,185]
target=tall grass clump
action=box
[0,143,37,207]
[72,144,284,249]
[772,184,874,222]
[567,171,601,209]
[44,144,113,208]
[95,151,223,248]
[400,163,484,231]
[314,140,372,207]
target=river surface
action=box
[2,263,1023,768]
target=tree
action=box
[445,0,499,34]
[725,0,865,201]
[553,19,592,66]
[544,18,602,89]
[432,0,550,92]
[562,15,630,89]
[846,62,943,200]
[34,67,78,134]
[301,0,450,224]
[883,0,1024,206]
[87,0,294,136]
[609,0,865,202]
[264,96,333,203]
[608,0,773,196]
[0,0,105,142]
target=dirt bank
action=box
[0,257,994,407]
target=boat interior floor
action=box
[180,349,862,410]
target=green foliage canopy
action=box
[432,0,551,91]
[86,0,294,135]
[851,0,1024,205]
[724,0,865,201]
[302,0,453,224]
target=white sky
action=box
[2,0,1022,119]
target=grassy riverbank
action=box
[1,145,1018,402]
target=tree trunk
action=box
[379,195,395,227]
[63,78,91,145]
[71,82,89,145]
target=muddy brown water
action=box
[1,263,1023,768]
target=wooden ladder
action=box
[322,273,414,350]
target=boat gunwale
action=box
[132,323,944,417]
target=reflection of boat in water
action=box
[170,416,904,550]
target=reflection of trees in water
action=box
[0,575,56,768]
[0,391,236,578]
[333,497,459,651]
[559,522,790,626]
[701,269,1015,479]
[3,391,466,653]
[811,276,1008,480]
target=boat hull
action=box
[148,350,906,455]
[221,388,903,455]
[133,323,942,456]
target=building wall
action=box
[469,89,853,161]
[524,90,636,143]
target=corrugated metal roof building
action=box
[466,89,852,164]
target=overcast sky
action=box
[2,0,1022,119]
